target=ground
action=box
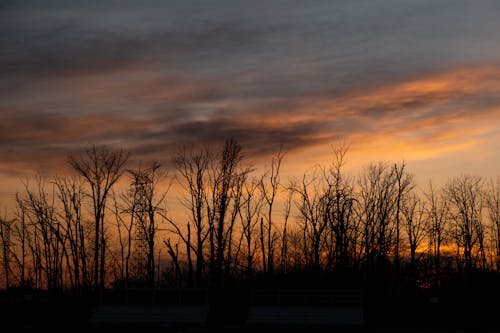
[2,323,500,333]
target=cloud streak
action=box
[1,64,499,176]
[0,1,499,185]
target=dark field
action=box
[2,323,500,333]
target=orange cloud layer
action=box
[0,65,499,196]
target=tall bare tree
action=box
[357,162,397,268]
[424,181,449,285]
[324,144,357,270]
[68,145,129,295]
[13,195,28,288]
[292,168,330,270]
[53,176,90,292]
[174,147,211,287]
[210,138,247,286]
[279,188,293,273]
[445,175,485,272]
[0,214,12,289]
[171,138,249,287]
[112,191,134,291]
[401,194,428,274]
[392,162,415,269]
[21,177,65,291]
[259,146,285,275]
[237,176,263,278]
[485,177,500,270]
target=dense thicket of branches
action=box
[0,140,499,295]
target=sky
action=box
[1,0,500,203]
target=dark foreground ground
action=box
[3,323,500,333]
[3,282,500,333]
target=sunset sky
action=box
[1,1,500,203]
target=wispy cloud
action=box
[1,64,499,177]
[1,1,499,182]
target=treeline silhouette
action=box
[1,138,500,328]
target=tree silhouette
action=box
[53,176,90,292]
[445,175,485,272]
[68,145,129,297]
[0,215,12,289]
[1,138,500,329]
[259,146,285,275]
[424,181,449,285]
[174,146,211,287]
[485,177,500,270]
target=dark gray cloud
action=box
[1,0,500,178]
[4,1,500,88]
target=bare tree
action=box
[279,188,293,273]
[54,176,90,292]
[164,238,182,287]
[0,214,12,289]
[68,145,129,295]
[174,147,211,287]
[224,173,245,277]
[357,162,398,268]
[21,177,65,291]
[237,176,263,278]
[209,138,247,286]
[401,194,428,274]
[324,144,357,270]
[259,146,285,275]
[424,181,449,285]
[445,175,485,272]
[286,226,306,270]
[392,162,415,269]
[292,168,330,270]
[170,138,249,287]
[112,191,133,291]
[13,195,28,287]
[485,176,500,270]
